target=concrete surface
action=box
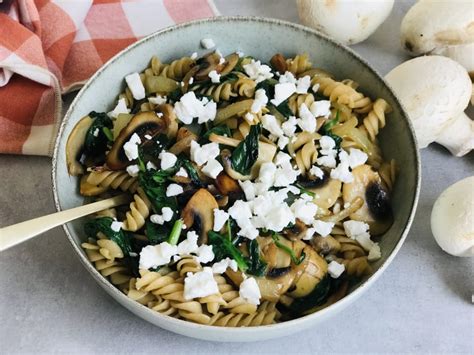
[1,1,473,353]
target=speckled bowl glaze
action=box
[52,17,420,342]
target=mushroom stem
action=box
[435,112,474,157]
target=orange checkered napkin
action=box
[0,0,218,156]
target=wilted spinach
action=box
[287,275,332,314]
[231,123,261,175]
[246,239,267,277]
[145,220,170,244]
[272,233,305,265]
[320,110,342,148]
[84,111,113,158]
[84,217,132,256]
[138,169,178,213]
[208,230,249,272]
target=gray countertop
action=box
[1,1,473,353]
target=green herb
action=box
[138,170,177,213]
[102,127,114,142]
[84,111,113,157]
[320,110,342,148]
[295,183,315,198]
[200,125,232,143]
[255,78,278,98]
[84,217,132,256]
[167,219,183,245]
[167,87,183,102]
[140,134,170,161]
[145,220,169,244]
[231,123,261,175]
[234,56,255,72]
[271,101,293,118]
[288,275,331,314]
[177,157,202,186]
[246,239,267,277]
[272,233,305,265]
[208,230,249,272]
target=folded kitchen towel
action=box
[0,0,218,156]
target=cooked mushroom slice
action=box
[79,175,108,196]
[288,243,328,298]
[66,115,93,176]
[270,53,288,74]
[215,172,242,197]
[181,188,218,244]
[342,164,393,235]
[308,178,342,210]
[106,111,167,170]
[168,127,197,155]
[219,53,240,76]
[156,104,178,139]
[282,219,308,241]
[220,149,253,181]
[311,235,341,255]
[194,52,224,82]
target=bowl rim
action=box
[51,15,421,334]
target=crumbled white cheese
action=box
[123,133,141,161]
[264,203,295,232]
[239,277,261,305]
[348,148,368,168]
[270,82,296,106]
[161,207,174,222]
[355,232,375,251]
[328,260,345,278]
[243,59,274,83]
[201,158,223,179]
[174,91,216,124]
[291,198,318,224]
[238,180,256,201]
[279,71,297,84]
[156,112,164,118]
[343,220,369,239]
[184,267,219,300]
[274,151,292,167]
[312,83,320,92]
[330,150,353,183]
[281,116,298,137]
[200,38,215,49]
[175,167,188,177]
[190,52,198,60]
[219,56,226,65]
[309,165,324,179]
[296,75,311,94]
[257,162,277,187]
[368,243,382,261]
[108,98,130,118]
[190,141,220,166]
[177,231,199,255]
[195,245,215,264]
[159,150,177,170]
[320,135,336,150]
[310,100,331,118]
[166,183,183,197]
[150,214,165,225]
[125,72,145,100]
[277,136,290,149]
[144,134,153,140]
[211,258,238,274]
[237,220,260,240]
[228,200,253,220]
[146,161,157,171]
[126,164,140,177]
[316,155,337,168]
[274,162,300,187]
[148,95,167,105]
[297,103,317,133]
[313,220,335,237]
[139,243,178,269]
[110,221,123,232]
[261,114,284,138]
[236,51,245,58]
[92,128,100,137]
[213,208,229,232]
[208,70,221,83]
[316,136,338,168]
[251,88,268,113]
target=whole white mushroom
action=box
[431,176,474,257]
[296,0,394,45]
[401,0,474,76]
[385,55,473,156]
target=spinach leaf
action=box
[208,231,249,272]
[177,157,202,186]
[167,87,183,103]
[294,183,316,198]
[200,125,231,143]
[268,101,293,119]
[145,220,169,244]
[84,217,132,256]
[288,275,332,314]
[231,123,261,175]
[84,111,113,157]
[272,233,305,265]
[255,78,278,98]
[140,134,170,161]
[138,170,178,213]
[246,239,267,277]
[320,110,342,148]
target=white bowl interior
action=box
[53,17,420,342]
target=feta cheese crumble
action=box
[200,38,215,49]
[184,267,219,300]
[251,89,268,113]
[243,60,274,83]
[309,165,324,179]
[297,103,317,133]
[195,245,215,263]
[125,72,145,100]
[175,167,188,177]
[159,150,177,170]
[348,148,368,168]
[208,70,221,83]
[239,277,261,305]
[110,221,123,232]
[343,220,369,238]
[126,164,140,177]
[108,98,130,118]
[312,220,335,237]
[177,231,199,255]
[146,161,157,171]
[328,260,345,278]
[123,133,141,161]
[213,209,229,232]
[190,141,220,166]
[139,243,178,269]
[201,158,223,179]
[211,258,238,274]
[270,82,296,106]
[310,100,331,118]
[166,184,183,197]
[174,92,216,124]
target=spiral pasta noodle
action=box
[232,73,256,98]
[378,159,397,192]
[122,187,152,232]
[197,82,236,102]
[286,54,312,75]
[87,169,139,193]
[361,98,392,141]
[333,256,372,277]
[288,93,315,116]
[151,56,195,80]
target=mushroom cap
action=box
[431,176,474,257]
[401,0,474,56]
[385,55,472,148]
[296,0,394,45]
[436,43,474,77]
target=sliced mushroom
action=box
[194,52,224,82]
[309,178,342,210]
[181,188,218,244]
[219,53,240,76]
[66,115,93,175]
[282,219,308,241]
[215,172,242,197]
[270,53,288,74]
[311,235,341,255]
[156,104,178,139]
[342,164,393,235]
[288,243,328,298]
[168,127,197,156]
[106,111,167,170]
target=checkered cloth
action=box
[0,0,218,156]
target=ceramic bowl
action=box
[52,17,420,342]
